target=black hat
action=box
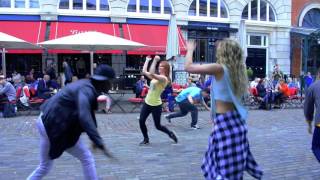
[91,64,115,81]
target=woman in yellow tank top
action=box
[139,55,178,145]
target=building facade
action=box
[0,0,291,83]
[291,0,320,77]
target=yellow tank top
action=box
[145,79,167,106]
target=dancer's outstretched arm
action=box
[185,40,223,76]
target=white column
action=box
[2,48,6,77]
[90,51,94,75]
[161,0,164,14]
[207,0,210,17]
[97,0,100,10]
[248,1,251,20]
[266,3,270,22]
[217,0,220,18]
[196,0,199,16]
[257,0,260,21]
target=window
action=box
[302,8,320,28]
[29,0,39,8]
[127,0,173,15]
[73,0,83,10]
[242,0,276,22]
[59,0,69,9]
[188,0,196,16]
[163,0,172,14]
[87,0,96,10]
[140,0,149,13]
[128,0,136,12]
[0,0,10,8]
[15,0,25,8]
[58,0,109,11]
[100,0,109,11]
[248,34,268,47]
[188,0,229,18]
[210,0,218,17]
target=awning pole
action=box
[90,51,94,75]
[1,48,6,77]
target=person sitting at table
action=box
[0,75,17,117]
[97,93,112,114]
[134,75,148,98]
[274,79,290,108]
[37,75,54,99]
[185,77,196,88]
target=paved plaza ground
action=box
[0,109,319,180]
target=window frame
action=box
[187,0,230,22]
[247,33,268,48]
[126,0,173,20]
[241,0,277,23]
[0,0,40,14]
[58,0,111,17]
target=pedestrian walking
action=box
[185,39,263,179]
[27,64,115,180]
[304,68,320,162]
[139,55,178,145]
[63,61,73,85]
[165,86,210,129]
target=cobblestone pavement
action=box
[0,109,319,180]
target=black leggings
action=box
[139,103,172,140]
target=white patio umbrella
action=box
[0,32,41,76]
[38,31,146,75]
[239,20,247,61]
[166,14,179,60]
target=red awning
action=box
[48,22,121,54]
[0,21,46,53]
[123,24,186,55]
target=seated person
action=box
[185,77,196,88]
[0,75,17,116]
[37,75,54,99]
[256,79,272,109]
[97,93,112,114]
[134,75,147,98]
[274,79,290,108]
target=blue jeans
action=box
[27,115,98,180]
[312,126,320,163]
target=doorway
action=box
[246,48,266,78]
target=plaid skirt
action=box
[201,111,263,180]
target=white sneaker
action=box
[191,125,200,129]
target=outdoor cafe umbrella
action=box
[0,32,42,76]
[166,13,179,60]
[239,20,247,60]
[38,31,146,74]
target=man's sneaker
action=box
[139,139,149,146]
[191,125,200,129]
[164,115,171,123]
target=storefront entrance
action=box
[246,48,266,78]
[6,54,42,78]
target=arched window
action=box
[188,0,229,18]
[0,0,39,8]
[241,0,275,22]
[127,0,173,14]
[59,0,109,11]
[302,8,320,28]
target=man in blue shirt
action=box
[165,87,210,129]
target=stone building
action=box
[0,0,291,82]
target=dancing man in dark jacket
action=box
[27,64,115,180]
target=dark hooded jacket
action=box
[40,79,104,159]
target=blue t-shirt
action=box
[175,87,203,103]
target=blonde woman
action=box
[185,39,263,180]
[139,56,178,145]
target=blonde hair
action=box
[216,39,248,98]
